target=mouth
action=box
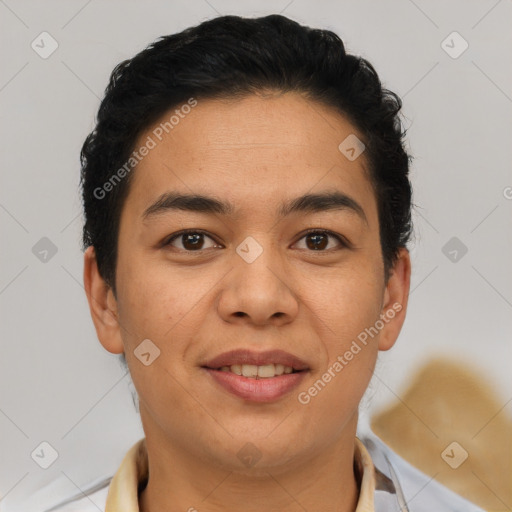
[201,349,309,402]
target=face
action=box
[84,91,410,473]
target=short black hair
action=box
[80,14,412,291]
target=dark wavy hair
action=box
[80,14,413,291]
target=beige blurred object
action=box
[371,358,512,512]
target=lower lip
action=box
[203,368,307,402]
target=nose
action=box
[216,238,299,327]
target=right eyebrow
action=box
[142,192,234,219]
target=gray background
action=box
[1,0,511,510]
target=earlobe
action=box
[378,248,411,351]
[83,246,124,354]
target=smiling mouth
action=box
[203,363,308,402]
[209,363,303,379]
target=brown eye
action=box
[164,230,220,251]
[295,230,346,251]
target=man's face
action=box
[87,92,409,472]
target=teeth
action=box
[231,364,242,375]
[242,364,258,377]
[219,363,295,378]
[257,364,275,378]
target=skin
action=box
[84,91,411,512]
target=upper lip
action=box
[203,349,309,371]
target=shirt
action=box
[32,425,485,512]
[104,437,377,512]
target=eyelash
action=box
[162,228,349,252]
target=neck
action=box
[139,412,360,512]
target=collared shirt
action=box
[34,426,486,512]
[104,437,378,512]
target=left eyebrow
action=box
[142,190,368,225]
[278,191,368,224]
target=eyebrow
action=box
[142,190,368,224]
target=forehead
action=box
[124,92,376,222]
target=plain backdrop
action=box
[1,0,511,510]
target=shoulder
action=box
[358,427,485,512]
[43,485,109,512]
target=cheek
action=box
[297,268,382,425]
[129,355,205,450]
[115,256,189,339]
[305,260,383,417]
[116,265,201,424]
[310,259,384,354]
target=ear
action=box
[83,246,124,354]
[378,247,411,351]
